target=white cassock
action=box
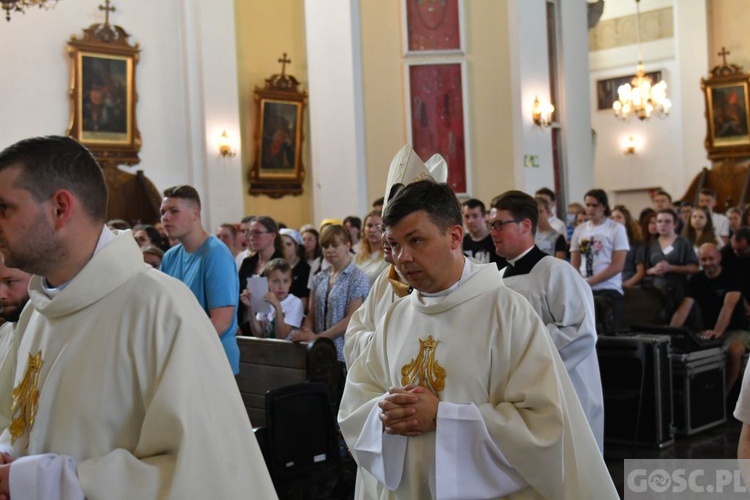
[1,229,277,500]
[501,246,604,451]
[344,264,410,500]
[345,265,409,369]
[0,322,15,434]
[338,260,618,500]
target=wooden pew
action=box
[236,336,341,427]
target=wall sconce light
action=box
[622,135,637,155]
[218,130,236,158]
[532,96,555,127]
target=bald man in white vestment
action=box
[0,136,277,500]
[338,180,617,499]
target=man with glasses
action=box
[570,189,629,330]
[339,180,617,499]
[160,184,240,374]
[489,190,603,451]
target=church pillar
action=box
[304,0,368,224]
[506,0,594,207]
[178,0,244,230]
[674,0,709,186]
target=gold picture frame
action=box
[702,61,750,160]
[249,69,307,198]
[67,23,141,167]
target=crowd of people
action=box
[6,135,750,498]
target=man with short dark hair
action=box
[671,243,750,392]
[535,186,568,238]
[0,256,31,434]
[653,190,684,233]
[216,222,242,259]
[490,190,603,451]
[160,184,240,373]
[699,188,730,244]
[0,136,275,498]
[339,180,616,499]
[235,215,255,267]
[461,198,507,269]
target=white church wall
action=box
[304,0,368,224]
[0,0,243,230]
[589,0,709,211]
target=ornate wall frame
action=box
[67,22,141,167]
[249,64,308,198]
[702,59,750,160]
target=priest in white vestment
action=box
[339,180,617,499]
[0,136,277,500]
[490,190,604,451]
[0,256,31,436]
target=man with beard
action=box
[0,136,276,499]
[0,256,31,434]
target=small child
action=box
[241,258,304,339]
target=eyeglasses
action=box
[487,219,521,232]
[243,230,271,237]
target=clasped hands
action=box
[378,385,439,437]
[0,452,16,499]
[647,261,671,276]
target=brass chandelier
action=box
[1,0,59,22]
[612,0,671,121]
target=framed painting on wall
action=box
[403,0,463,55]
[67,23,141,167]
[406,61,468,194]
[596,71,662,111]
[702,62,750,160]
[249,68,308,198]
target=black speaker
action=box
[597,334,674,448]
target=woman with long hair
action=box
[682,206,720,255]
[292,225,370,368]
[133,224,169,252]
[302,228,322,266]
[238,216,284,333]
[355,210,388,285]
[638,208,657,245]
[611,205,645,287]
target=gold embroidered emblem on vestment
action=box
[10,352,42,444]
[400,335,445,393]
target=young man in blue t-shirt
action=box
[160,184,240,373]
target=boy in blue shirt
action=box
[160,185,240,373]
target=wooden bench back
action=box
[237,337,310,427]
[236,336,342,428]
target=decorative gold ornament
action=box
[401,335,445,393]
[10,352,43,444]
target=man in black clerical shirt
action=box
[489,190,603,451]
